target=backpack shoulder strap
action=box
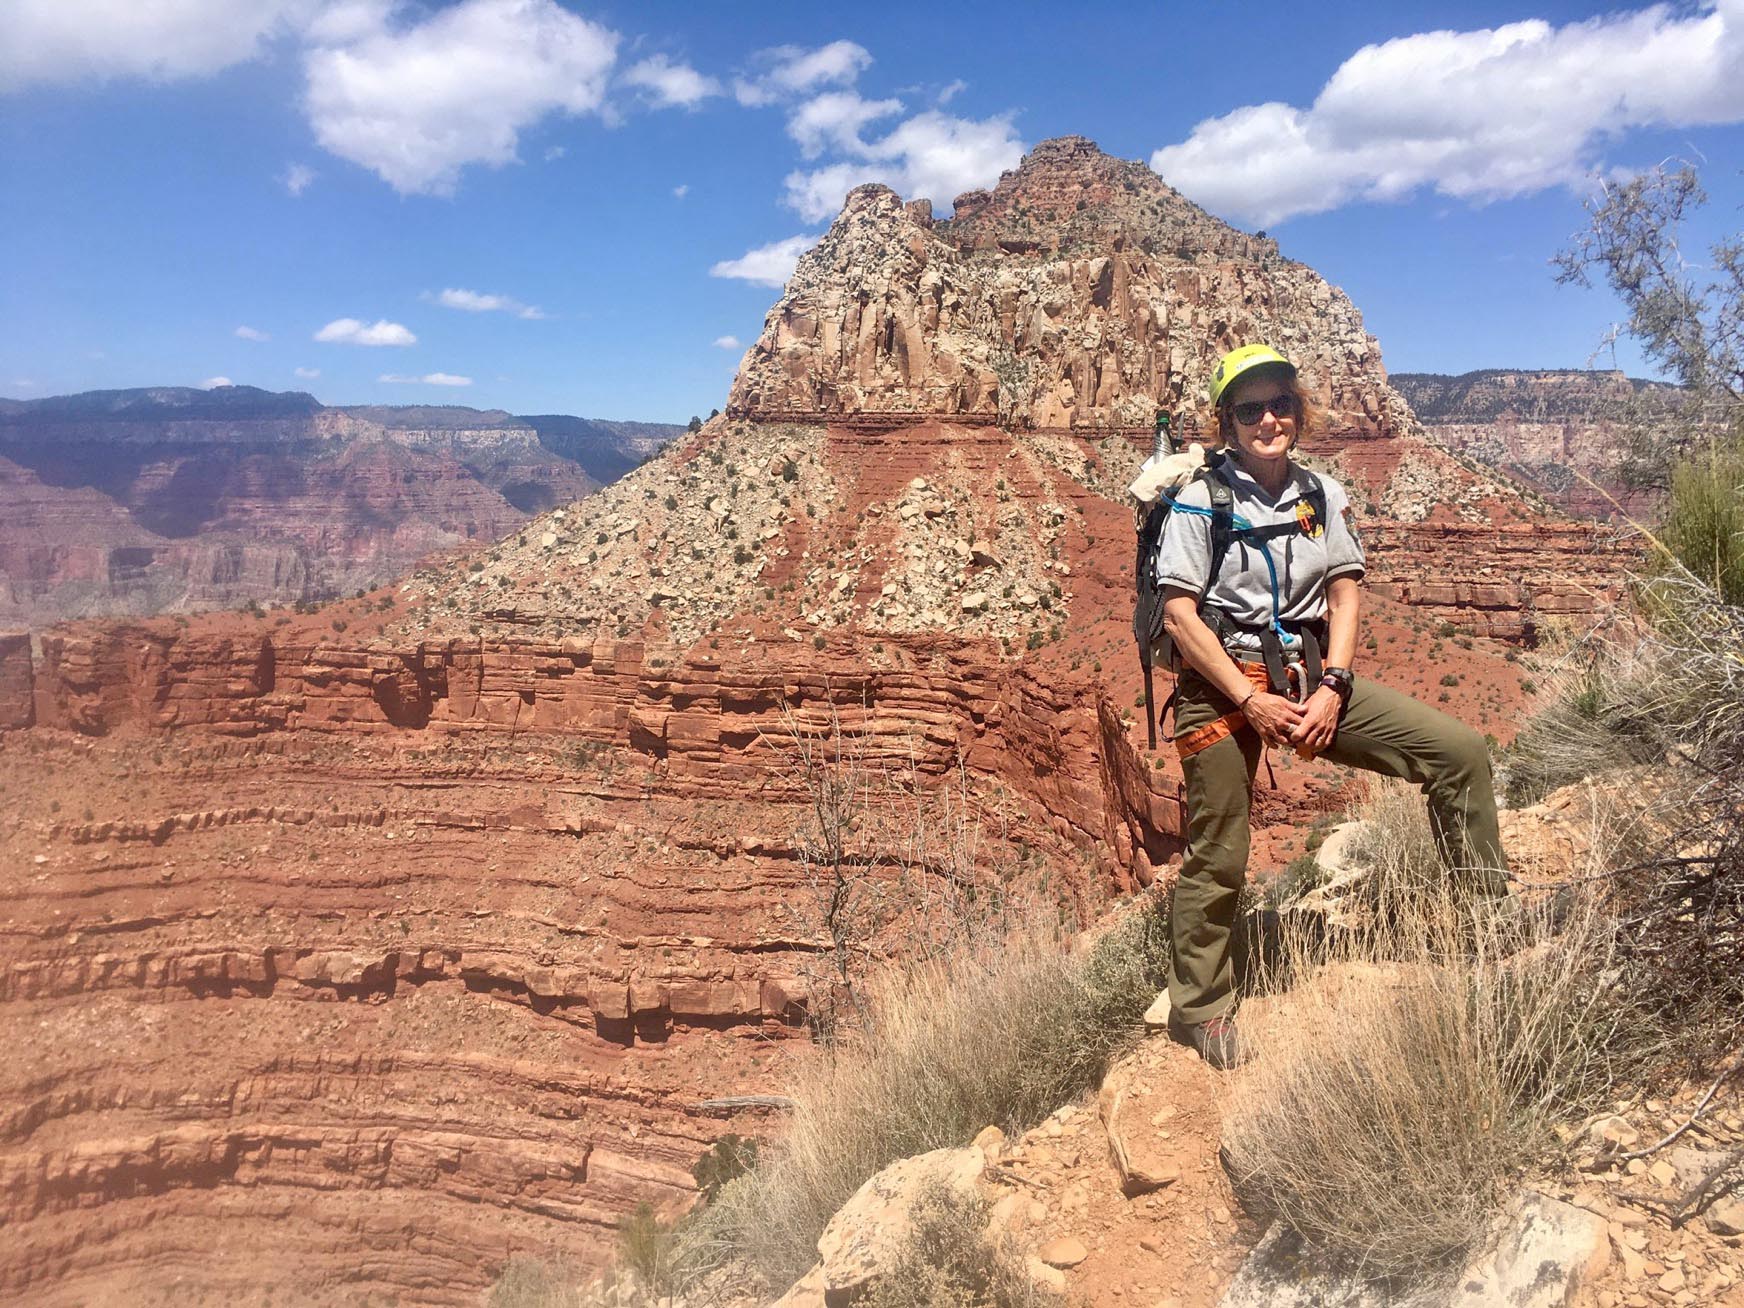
[1299,467,1328,523]
[1199,464,1238,602]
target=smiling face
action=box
[1224,370,1299,476]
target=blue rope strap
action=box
[1161,493,1292,644]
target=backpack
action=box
[1133,456,1327,748]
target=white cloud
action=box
[545,144,566,161]
[734,40,871,107]
[425,287,545,319]
[623,54,719,109]
[936,78,966,106]
[0,0,304,90]
[673,183,689,199]
[712,335,743,350]
[294,366,321,379]
[303,0,619,196]
[315,317,416,346]
[11,379,39,390]
[783,108,1025,221]
[380,371,472,386]
[1151,3,1744,227]
[283,162,316,196]
[787,90,903,158]
[710,234,818,288]
[200,376,234,389]
[301,0,394,47]
[235,325,270,342]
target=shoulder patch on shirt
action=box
[1296,497,1324,539]
[1341,503,1362,546]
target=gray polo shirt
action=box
[1153,460,1365,654]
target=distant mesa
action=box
[0,386,682,625]
[1393,368,1683,520]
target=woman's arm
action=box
[1162,590,1304,746]
[1291,574,1360,754]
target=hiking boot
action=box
[1169,1013,1247,1069]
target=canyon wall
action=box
[0,389,679,625]
[0,621,1168,1305]
[1392,368,1684,519]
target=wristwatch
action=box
[1320,666,1354,700]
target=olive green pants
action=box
[1168,670,1510,1026]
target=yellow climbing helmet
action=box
[1208,344,1296,408]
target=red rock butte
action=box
[0,136,1628,1305]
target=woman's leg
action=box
[1169,677,1264,1024]
[1320,677,1510,897]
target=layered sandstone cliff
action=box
[0,618,1153,1304]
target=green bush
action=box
[693,1134,759,1202]
[618,1202,677,1294]
[1659,434,1744,605]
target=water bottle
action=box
[1152,409,1173,460]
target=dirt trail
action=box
[989,1029,1258,1307]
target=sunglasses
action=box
[1230,394,1299,426]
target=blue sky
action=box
[3,0,1743,422]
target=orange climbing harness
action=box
[1174,659,1319,760]
[1172,662,1271,759]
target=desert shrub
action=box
[1606,576,1744,1043]
[682,904,1170,1286]
[1501,649,1668,806]
[486,1257,587,1308]
[1263,851,1322,911]
[617,1203,677,1295]
[857,1181,1057,1308]
[1222,782,1635,1280]
[693,1134,759,1202]
[1503,571,1744,1046]
[1658,433,1744,605]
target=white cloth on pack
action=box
[1128,443,1208,503]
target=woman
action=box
[1153,344,1510,1069]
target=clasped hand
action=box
[1243,687,1342,756]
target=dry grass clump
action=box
[1502,650,1671,807]
[858,1180,1058,1308]
[682,902,1170,1286]
[486,1257,590,1308]
[1612,578,1744,1045]
[1507,575,1744,1049]
[1222,781,1634,1280]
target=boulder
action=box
[1706,1193,1744,1237]
[1036,1236,1087,1268]
[1448,1192,1609,1307]
[815,1146,987,1304]
[1219,1224,1393,1307]
[1222,1193,1608,1308]
[1141,990,1172,1030]
[770,1263,828,1308]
